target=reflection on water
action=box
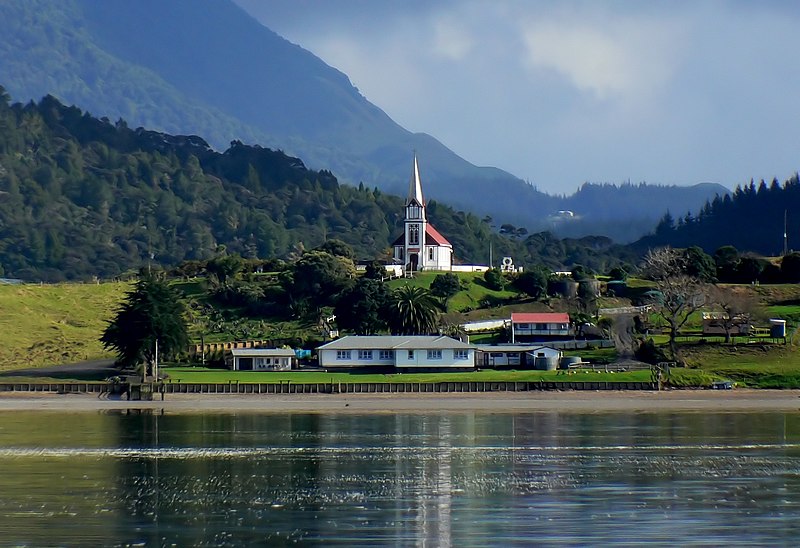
[0,410,799,545]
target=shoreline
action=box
[1,389,800,413]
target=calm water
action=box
[1,410,800,546]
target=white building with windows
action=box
[230,348,297,371]
[317,335,475,370]
[391,155,453,273]
[510,312,573,343]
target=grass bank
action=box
[677,343,800,388]
[0,282,129,370]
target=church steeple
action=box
[407,153,425,206]
[405,153,426,223]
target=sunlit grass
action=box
[0,282,129,370]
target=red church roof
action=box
[511,312,570,324]
[391,224,453,247]
[425,225,452,246]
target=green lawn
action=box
[388,271,518,312]
[161,366,651,384]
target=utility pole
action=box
[784,209,789,256]
[154,338,158,381]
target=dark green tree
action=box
[430,273,461,307]
[387,285,439,335]
[607,265,629,281]
[483,268,506,291]
[781,252,800,283]
[713,245,740,281]
[684,246,716,282]
[363,260,388,280]
[285,250,355,317]
[206,253,245,286]
[315,239,356,261]
[334,278,391,335]
[100,276,189,377]
[513,267,549,300]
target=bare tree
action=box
[707,285,760,343]
[640,247,708,363]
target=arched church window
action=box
[409,224,420,245]
[408,204,420,219]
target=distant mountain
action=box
[0,0,557,226]
[546,182,730,242]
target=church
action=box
[391,155,453,273]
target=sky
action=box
[235,0,800,195]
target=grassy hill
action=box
[0,282,129,370]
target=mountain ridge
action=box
[0,0,726,241]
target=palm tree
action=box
[388,285,439,335]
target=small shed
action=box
[230,348,297,371]
[476,345,561,368]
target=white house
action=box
[391,155,453,273]
[510,312,572,343]
[317,335,475,370]
[230,348,297,371]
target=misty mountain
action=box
[0,0,724,241]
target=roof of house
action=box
[317,335,473,351]
[391,224,453,247]
[230,348,296,357]
[511,312,570,324]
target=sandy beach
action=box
[1,389,800,413]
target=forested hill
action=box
[634,175,800,255]
[0,0,549,230]
[0,91,636,281]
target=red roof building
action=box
[510,312,572,343]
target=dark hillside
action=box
[634,176,800,255]
[0,91,636,281]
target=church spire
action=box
[407,153,425,206]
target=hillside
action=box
[0,0,724,241]
[0,91,637,281]
[0,0,552,227]
[551,182,729,242]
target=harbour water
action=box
[1,410,799,545]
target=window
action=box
[517,323,529,329]
[536,323,547,330]
[358,350,373,360]
[454,350,469,360]
[336,350,351,360]
[407,350,415,360]
[379,350,394,360]
[408,204,420,219]
[409,224,420,245]
[428,247,434,260]
[427,349,442,360]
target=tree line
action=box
[0,88,637,281]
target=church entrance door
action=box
[407,253,419,274]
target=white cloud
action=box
[431,15,473,61]
[519,14,684,102]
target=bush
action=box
[634,338,667,365]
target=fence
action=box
[0,380,657,394]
